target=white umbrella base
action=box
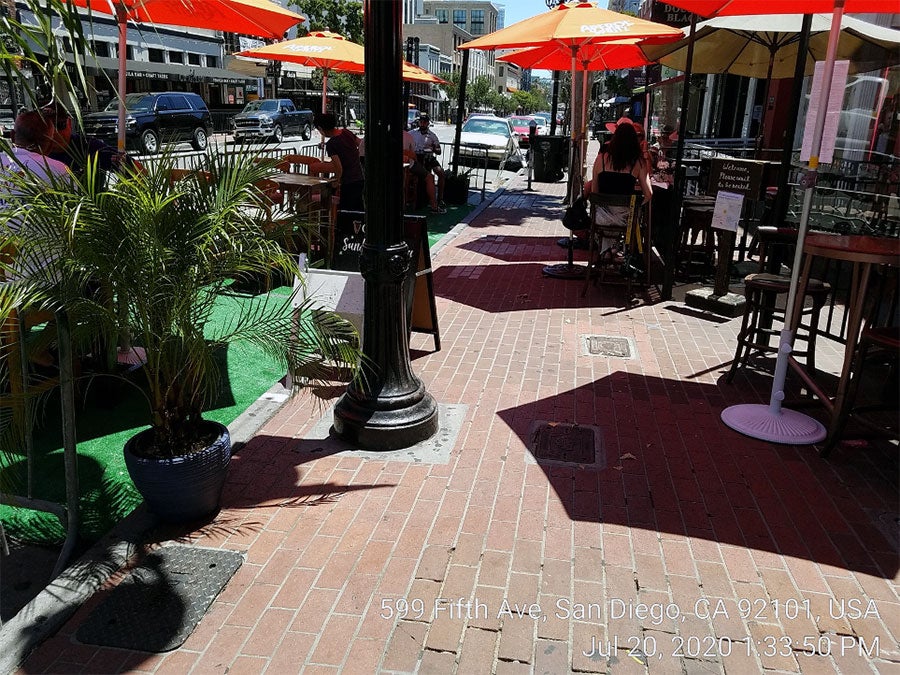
[721,403,826,445]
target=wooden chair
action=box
[582,192,643,302]
[167,168,213,188]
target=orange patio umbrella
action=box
[238,33,449,110]
[498,42,652,72]
[74,0,304,150]
[664,0,895,445]
[236,31,365,113]
[460,2,682,205]
[402,62,449,86]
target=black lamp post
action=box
[333,0,439,450]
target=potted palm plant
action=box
[0,148,361,522]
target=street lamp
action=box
[333,0,438,450]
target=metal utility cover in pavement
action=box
[528,421,606,469]
[581,335,636,359]
[76,545,243,652]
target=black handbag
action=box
[562,196,590,231]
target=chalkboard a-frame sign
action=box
[331,210,441,351]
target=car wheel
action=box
[271,124,283,143]
[191,127,209,151]
[301,122,312,141]
[140,128,159,155]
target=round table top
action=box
[804,233,900,266]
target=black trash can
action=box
[532,135,569,182]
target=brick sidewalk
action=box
[17,172,899,674]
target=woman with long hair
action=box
[589,119,652,204]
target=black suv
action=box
[83,92,212,155]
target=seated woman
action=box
[588,119,652,205]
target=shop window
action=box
[471,10,484,35]
[91,40,110,58]
[188,53,201,66]
[169,51,184,64]
[148,48,164,63]
[206,55,219,68]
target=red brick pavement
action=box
[18,173,899,674]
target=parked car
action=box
[455,114,520,168]
[508,115,539,148]
[231,98,314,143]
[407,107,420,129]
[83,91,212,154]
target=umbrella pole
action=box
[662,13,697,301]
[720,3,845,445]
[753,49,776,158]
[773,14,813,225]
[321,68,328,113]
[116,6,127,153]
[543,45,587,281]
[565,45,577,206]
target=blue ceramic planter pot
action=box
[124,421,231,522]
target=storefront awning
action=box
[84,55,254,85]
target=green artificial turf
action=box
[0,285,296,546]
[0,205,472,547]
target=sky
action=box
[496,0,610,79]
[500,0,609,27]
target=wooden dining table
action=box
[788,233,900,445]
[270,172,339,260]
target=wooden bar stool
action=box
[820,326,899,456]
[726,226,831,383]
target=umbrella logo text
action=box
[284,45,334,53]
[580,21,634,35]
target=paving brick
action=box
[383,620,427,671]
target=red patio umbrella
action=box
[664,0,895,445]
[74,0,305,150]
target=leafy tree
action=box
[467,74,494,112]
[511,89,532,113]
[440,70,461,106]
[493,93,516,117]
[289,0,364,43]
[604,74,630,98]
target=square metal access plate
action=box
[527,421,606,470]
[76,545,243,653]
[580,335,637,359]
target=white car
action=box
[455,114,520,167]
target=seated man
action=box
[411,114,445,214]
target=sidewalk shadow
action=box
[218,433,396,513]
[496,372,898,579]
[434,263,628,312]
[456,235,570,263]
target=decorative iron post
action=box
[333,0,439,450]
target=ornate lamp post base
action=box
[333,243,439,451]
[334,383,439,450]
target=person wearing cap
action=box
[412,114,446,213]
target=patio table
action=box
[787,232,900,444]
[270,172,339,262]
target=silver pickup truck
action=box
[231,98,314,143]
